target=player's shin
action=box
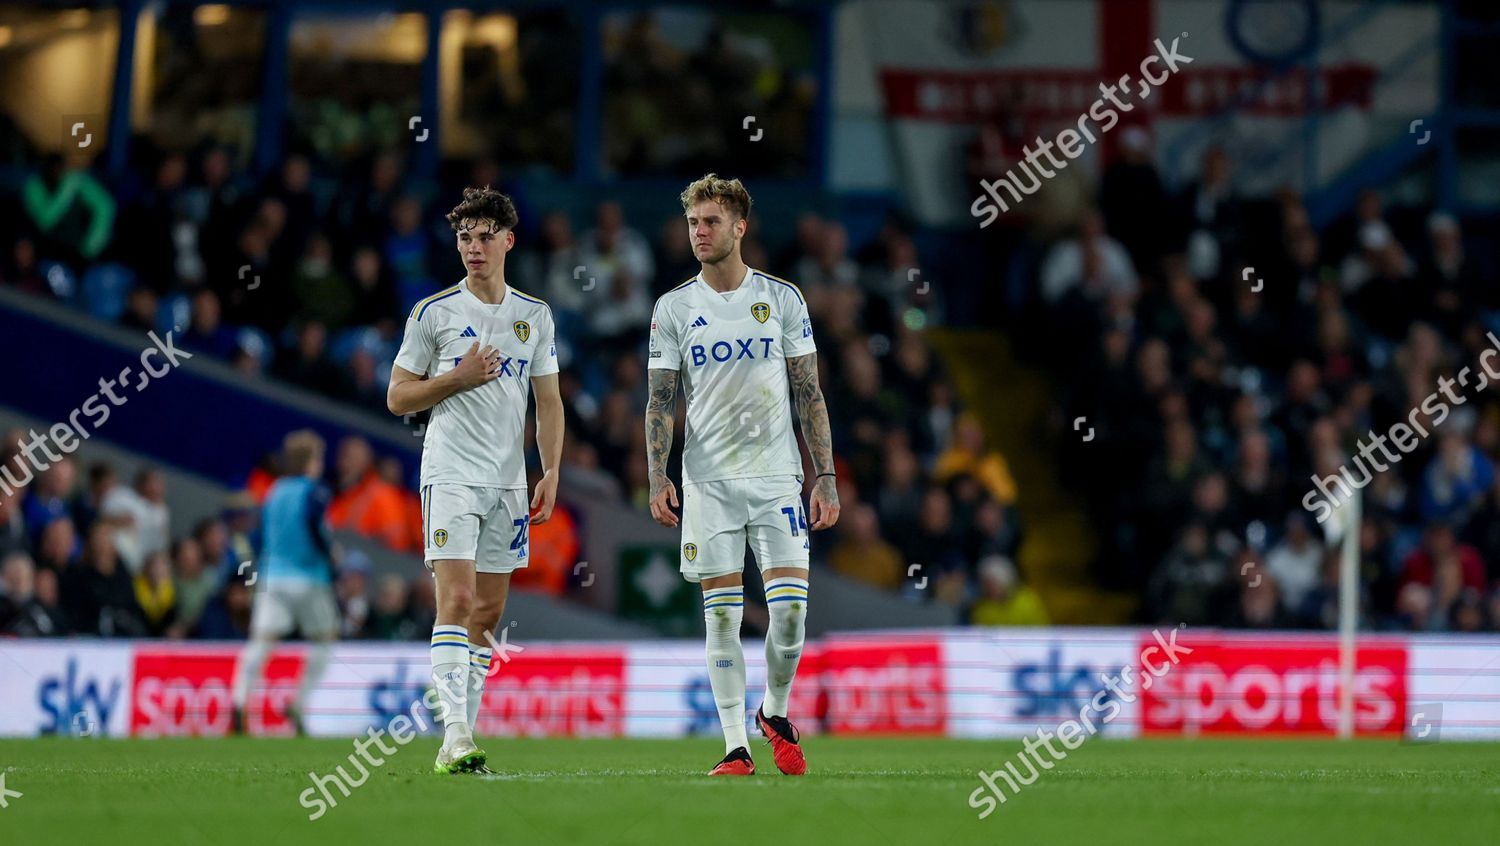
[430,624,472,741]
[762,577,809,718]
[703,586,749,752]
[293,639,333,726]
[467,644,493,732]
[232,638,272,711]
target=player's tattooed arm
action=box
[787,352,840,528]
[645,368,681,527]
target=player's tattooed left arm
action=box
[787,353,834,478]
[788,352,839,527]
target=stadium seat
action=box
[81,262,138,322]
[38,261,78,301]
[236,326,274,369]
[157,293,192,337]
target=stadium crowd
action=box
[0,133,1029,636]
[1011,128,1500,632]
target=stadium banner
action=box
[0,630,1495,739]
[1406,635,1500,742]
[1137,632,1408,737]
[0,641,134,738]
[835,0,1440,224]
[623,642,822,739]
[132,645,305,737]
[820,634,947,735]
[941,628,1142,739]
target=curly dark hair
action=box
[445,186,519,233]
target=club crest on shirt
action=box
[751,302,770,323]
[433,529,448,548]
[513,321,530,342]
[683,543,698,561]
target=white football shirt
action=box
[394,279,559,489]
[648,267,817,485]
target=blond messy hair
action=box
[283,429,325,474]
[679,173,753,222]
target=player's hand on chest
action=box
[440,320,537,380]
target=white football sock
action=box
[232,637,272,710]
[294,640,332,714]
[467,643,493,732]
[703,586,748,753]
[430,624,471,741]
[762,577,809,718]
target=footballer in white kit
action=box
[388,187,565,775]
[646,174,840,777]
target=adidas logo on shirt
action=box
[691,316,709,328]
[460,326,477,338]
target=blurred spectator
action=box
[346,245,401,331]
[194,517,237,578]
[133,550,178,636]
[193,571,252,639]
[514,499,581,596]
[828,504,903,590]
[1040,211,1138,306]
[115,152,190,291]
[1,237,49,296]
[1265,513,1324,612]
[328,438,416,552]
[291,233,353,328]
[62,523,146,636]
[366,574,417,640]
[1416,212,1481,335]
[169,537,218,638]
[1148,522,1231,625]
[273,321,348,396]
[337,550,373,637]
[23,458,77,546]
[182,289,240,358]
[101,468,171,574]
[3,553,71,637]
[967,555,1049,626]
[385,195,441,310]
[1173,145,1241,280]
[0,550,32,632]
[1400,522,1487,599]
[35,517,79,573]
[1226,570,1291,629]
[1419,430,1494,525]
[1099,127,1171,277]
[932,415,1018,506]
[579,201,653,345]
[73,462,120,533]
[376,457,424,552]
[0,491,26,555]
[794,221,858,291]
[903,488,967,581]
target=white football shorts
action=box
[679,475,810,582]
[422,484,531,574]
[249,580,340,640]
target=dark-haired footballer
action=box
[386,187,564,774]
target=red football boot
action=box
[756,708,807,775]
[708,746,756,776]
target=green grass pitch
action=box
[0,737,1495,845]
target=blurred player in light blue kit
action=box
[231,429,339,735]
